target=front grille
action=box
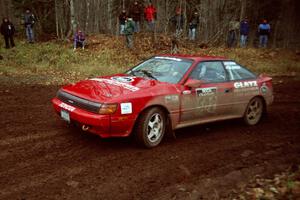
[57,90,101,114]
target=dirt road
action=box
[0,76,299,200]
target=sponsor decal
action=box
[224,61,241,70]
[196,87,217,113]
[234,81,258,89]
[223,61,237,65]
[155,56,182,62]
[234,81,259,96]
[260,85,268,94]
[90,78,139,92]
[196,87,217,97]
[60,102,75,112]
[225,65,241,70]
[120,103,133,114]
[165,95,179,104]
[111,76,135,83]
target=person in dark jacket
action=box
[119,9,127,35]
[188,11,199,41]
[129,1,142,33]
[24,9,35,43]
[258,19,271,48]
[171,8,184,37]
[240,18,250,47]
[0,18,15,49]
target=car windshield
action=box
[126,57,193,84]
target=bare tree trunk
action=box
[107,0,112,34]
[95,0,100,33]
[85,0,90,32]
[69,0,77,35]
[272,17,280,48]
[153,1,158,45]
[239,0,247,21]
[164,0,169,34]
[183,0,187,37]
[0,0,14,22]
[55,0,59,38]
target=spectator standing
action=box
[258,19,271,48]
[130,1,142,33]
[240,18,250,47]
[124,16,135,49]
[0,17,15,49]
[144,2,156,32]
[171,8,185,37]
[24,9,35,43]
[188,11,199,41]
[73,30,85,50]
[227,20,239,48]
[119,9,127,35]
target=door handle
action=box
[182,90,192,95]
[224,88,232,93]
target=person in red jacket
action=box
[144,2,156,32]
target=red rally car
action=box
[52,55,273,148]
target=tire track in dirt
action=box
[1,121,299,199]
[0,77,300,199]
[0,131,62,147]
[0,135,291,199]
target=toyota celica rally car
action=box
[52,55,273,148]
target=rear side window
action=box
[223,61,256,81]
[189,61,226,83]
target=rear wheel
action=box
[243,97,264,125]
[135,107,166,148]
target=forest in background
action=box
[0,0,300,48]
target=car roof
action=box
[157,54,229,62]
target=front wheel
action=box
[243,97,264,125]
[135,107,166,148]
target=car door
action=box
[179,61,235,124]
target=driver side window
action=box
[189,61,226,83]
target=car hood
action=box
[61,74,163,102]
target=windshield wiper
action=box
[140,70,157,80]
[131,70,157,80]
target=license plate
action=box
[60,110,70,123]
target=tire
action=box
[135,107,166,148]
[243,97,264,125]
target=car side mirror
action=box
[184,79,203,88]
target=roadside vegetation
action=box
[0,33,299,85]
[227,165,300,199]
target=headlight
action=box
[99,104,118,114]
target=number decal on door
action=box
[196,87,217,113]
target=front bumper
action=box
[52,98,135,138]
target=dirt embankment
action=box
[0,76,300,200]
